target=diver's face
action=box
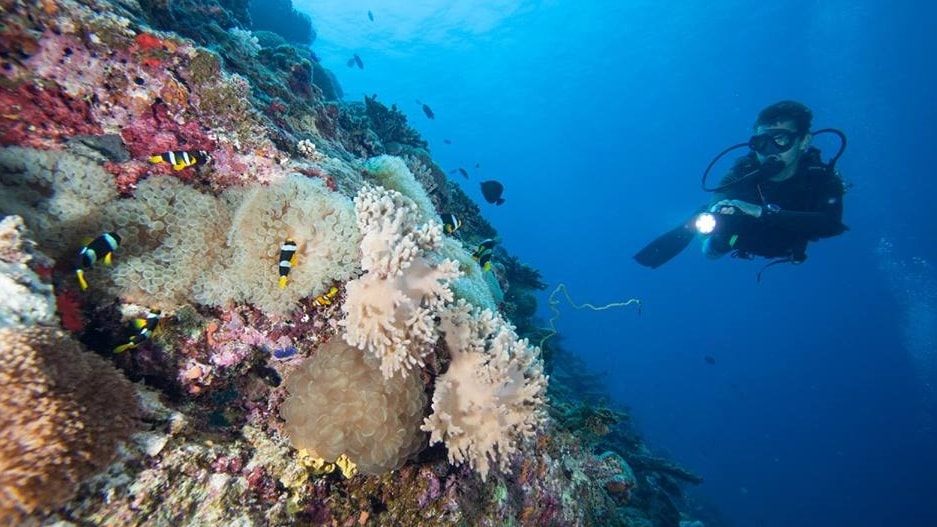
[751,120,810,166]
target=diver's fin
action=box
[634,207,706,269]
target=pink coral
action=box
[0,83,102,147]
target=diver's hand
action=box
[711,199,763,218]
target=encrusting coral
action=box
[423,299,549,481]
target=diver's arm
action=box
[701,236,727,259]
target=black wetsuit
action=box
[707,147,847,262]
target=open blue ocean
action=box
[298,1,936,526]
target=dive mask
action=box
[748,129,801,155]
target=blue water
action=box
[296,1,937,525]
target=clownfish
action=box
[114,308,162,353]
[472,238,497,259]
[471,238,498,272]
[148,149,211,171]
[475,249,493,272]
[75,232,121,291]
[313,286,339,307]
[440,212,462,234]
[278,238,298,289]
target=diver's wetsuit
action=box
[707,147,847,261]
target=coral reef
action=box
[0,0,711,525]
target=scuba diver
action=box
[634,100,848,277]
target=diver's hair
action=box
[754,100,813,135]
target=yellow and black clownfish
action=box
[114,308,162,353]
[278,238,298,289]
[75,232,121,291]
[472,238,497,259]
[313,286,340,307]
[476,249,493,272]
[148,149,211,171]
[440,212,462,234]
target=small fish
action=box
[472,238,497,259]
[350,53,363,69]
[440,213,462,234]
[75,232,121,291]
[367,10,374,21]
[419,101,435,119]
[273,346,298,359]
[443,139,452,144]
[114,308,162,353]
[313,285,340,307]
[278,238,298,289]
[480,180,505,205]
[148,149,211,171]
[704,355,716,365]
[458,167,468,178]
[310,51,321,63]
[475,163,480,169]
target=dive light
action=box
[694,212,717,235]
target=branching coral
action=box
[422,300,549,480]
[341,185,460,378]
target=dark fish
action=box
[368,10,374,21]
[458,167,468,178]
[480,180,505,205]
[704,355,716,365]
[420,103,435,119]
[475,163,480,168]
[310,51,320,63]
[473,238,497,258]
[477,250,493,271]
[354,53,364,69]
[443,139,452,144]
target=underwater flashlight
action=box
[695,213,717,235]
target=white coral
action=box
[341,185,460,378]
[422,300,548,480]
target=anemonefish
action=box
[114,308,162,353]
[476,249,493,272]
[313,286,340,307]
[148,149,211,171]
[440,212,462,234]
[278,238,298,289]
[76,232,121,291]
[472,238,497,259]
